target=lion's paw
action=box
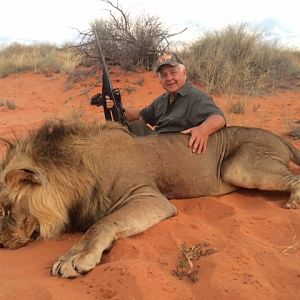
[51,250,100,278]
[284,198,300,209]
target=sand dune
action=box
[0,69,299,300]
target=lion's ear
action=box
[5,169,42,188]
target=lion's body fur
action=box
[0,120,300,277]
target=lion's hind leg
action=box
[51,188,177,278]
[221,143,300,209]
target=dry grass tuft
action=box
[180,24,300,95]
[0,43,82,78]
[229,101,246,114]
[173,242,216,283]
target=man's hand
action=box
[181,126,210,154]
[181,115,226,154]
[105,96,114,109]
[105,96,142,122]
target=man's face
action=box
[158,65,187,94]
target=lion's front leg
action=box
[51,229,112,278]
[51,191,177,278]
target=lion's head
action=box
[0,122,78,247]
[0,134,40,248]
[0,187,40,249]
[0,120,122,249]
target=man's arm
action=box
[105,97,142,122]
[181,114,226,154]
[124,108,142,122]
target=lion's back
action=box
[136,126,297,199]
[136,133,236,198]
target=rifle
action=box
[93,28,130,130]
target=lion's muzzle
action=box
[0,213,40,249]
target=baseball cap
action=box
[156,52,184,72]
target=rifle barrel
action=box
[93,28,130,131]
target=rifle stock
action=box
[93,28,130,130]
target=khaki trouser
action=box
[129,120,156,136]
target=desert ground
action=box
[0,68,300,300]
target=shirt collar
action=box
[178,81,192,96]
[167,81,191,99]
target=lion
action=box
[0,120,299,278]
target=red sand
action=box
[0,69,300,300]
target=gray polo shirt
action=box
[140,81,225,133]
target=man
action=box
[106,52,226,154]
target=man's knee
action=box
[130,120,155,136]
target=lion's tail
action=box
[282,138,300,165]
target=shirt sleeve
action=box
[199,95,225,119]
[140,97,160,126]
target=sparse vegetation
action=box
[132,77,145,86]
[125,85,136,93]
[173,242,216,283]
[1,2,300,97]
[0,43,82,78]
[74,0,187,71]
[180,24,300,95]
[0,99,16,109]
[229,101,246,114]
[76,10,300,96]
[5,101,16,110]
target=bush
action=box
[75,0,186,71]
[180,24,300,95]
[6,100,16,110]
[0,43,82,78]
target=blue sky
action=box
[1,0,299,49]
